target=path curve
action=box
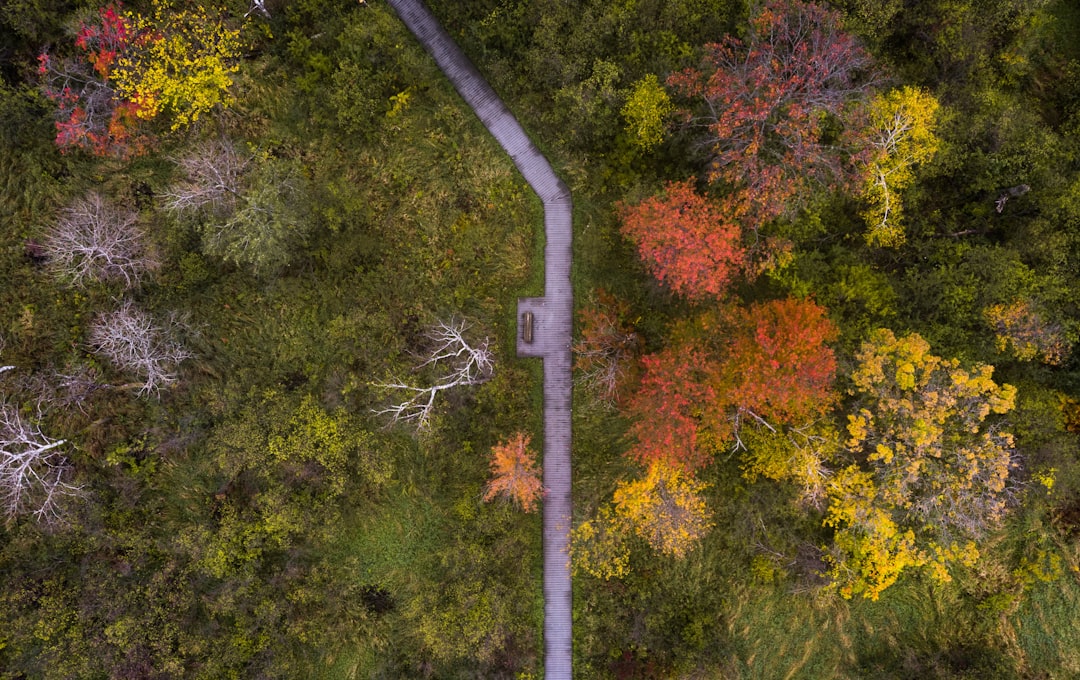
[383,1,574,677]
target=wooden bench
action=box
[522,310,535,343]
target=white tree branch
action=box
[89,301,192,397]
[373,319,494,430]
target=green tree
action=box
[165,141,312,276]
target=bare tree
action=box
[161,138,251,217]
[245,0,271,18]
[0,402,79,525]
[374,319,494,430]
[53,365,109,414]
[43,193,158,288]
[89,301,192,397]
[573,292,640,406]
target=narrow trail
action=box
[383,0,574,677]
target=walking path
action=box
[383,1,574,677]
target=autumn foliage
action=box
[717,298,839,424]
[573,290,642,404]
[38,1,240,156]
[826,329,1017,599]
[612,461,713,559]
[619,181,746,300]
[625,341,720,472]
[37,4,149,156]
[625,298,838,473]
[483,433,544,513]
[856,87,941,246]
[984,299,1070,365]
[112,2,241,130]
[668,0,875,222]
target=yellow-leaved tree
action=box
[622,74,673,152]
[984,298,1071,365]
[113,0,241,130]
[570,504,632,580]
[826,329,1017,599]
[612,461,713,559]
[858,87,941,247]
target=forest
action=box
[2,0,1080,677]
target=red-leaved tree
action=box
[619,180,747,300]
[37,4,149,157]
[668,0,875,224]
[625,342,720,472]
[718,298,839,425]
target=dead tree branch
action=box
[0,401,79,525]
[374,319,494,430]
[89,301,192,397]
[161,138,251,217]
[43,193,158,288]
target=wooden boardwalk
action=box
[384,1,574,677]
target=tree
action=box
[161,138,250,216]
[111,0,241,130]
[612,461,713,559]
[624,298,838,471]
[624,341,719,472]
[482,432,544,513]
[739,421,838,509]
[668,0,875,223]
[199,390,386,578]
[570,504,632,580]
[825,329,1017,598]
[0,401,78,525]
[984,299,1069,365]
[619,180,746,300]
[164,142,310,275]
[374,319,494,430]
[43,192,158,288]
[36,4,148,156]
[573,290,641,405]
[718,298,838,425]
[856,86,941,246]
[89,301,191,397]
[622,74,674,152]
[37,1,241,155]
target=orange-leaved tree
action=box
[619,180,746,300]
[718,297,839,425]
[624,297,838,473]
[483,433,544,513]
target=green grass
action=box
[1012,576,1080,677]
